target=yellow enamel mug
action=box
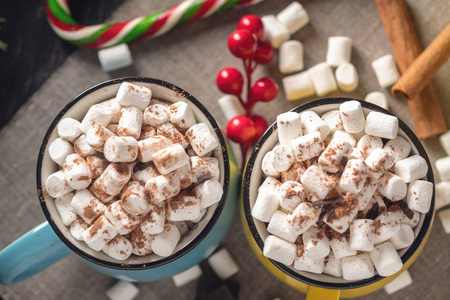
[241,98,435,299]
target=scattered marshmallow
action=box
[282,161,307,183]
[439,130,450,155]
[153,144,189,175]
[349,148,363,160]
[395,155,428,183]
[261,15,290,48]
[71,189,107,224]
[91,163,132,200]
[436,182,450,210]
[151,223,181,257]
[270,144,295,172]
[45,170,73,198]
[435,156,450,181]
[168,163,195,189]
[130,227,154,256]
[349,219,374,251]
[308,62,338,96]
[323,253,343,278]
[293,245,325,274]
[141,204,165,235]
[103,235,133,261]
[208,248,239,280]
[262,151,281,178]
[290,132,325,162]
[252,187,281,222]
[365,148,394,180]
[117,106,143,139]
[364,92,389,110]
[365,111,398,139]
[277,112,302,145]
[285,202,319,235]
[342,254,374,281]
[106,280,139,300]
[132,163,160,185]
[98,44,133,72]
[377,172,407,201]
[168,101,196,133]
[279,181,305,212]
[318,138,352,173]
[121,181,149,215]
[303,227,330,259]
[276,2,309,34]
[218,95,246,122]
[143,104,168,127]
[49,138,75,166]
[279,40,304,74]
[167,193,201,221]
[339,100,365,134]
[186,123,219,156]
[301,165,336,199]
[340,159,368,194]
[116,82,151,111]
[74,134,98,157]
[137,135,173,162]
[83,215,118,251]
[372,55,400,88]
[145,175,180,203]
[355,177,379,211]
[263,235,297,265]
[86,124,115,151]
[104,136,138,162]
[369,242,402,277]
[373,212,401,245]
[259,176,282,192]
[335,63,359,92]
[321,110,343,134]
[356,135,383,159]
[383,136,411,163]
[326,36,352,67]
[139,125,155,140]
[70,219,89,241]
[406,180,433,213]
[57,117,82,143]
[172,265,203,287]
[96,98,123,124]
[190,156,219,182]
[328,232,357,259]
[55,193,77,226]
[267,210,298,242]
[192,179,223,209]
[300,110,330,139]
[383,270,413,295]
[389,224,414,250]
[282,71,315,101]
[105,200,140,235]
[80,105,113,133]
[331,130,356,147]
[63,153,92,190]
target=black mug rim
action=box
[242,97,434,290]
[36,77,231,270]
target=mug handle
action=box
[0,221,71,285]
[307,286,341,300]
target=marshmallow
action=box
[121,181,149,215]
[326,36,352,67]
[63,153,92,190]
[80,105,113,133]
[168,163,195,189]
[369,242,402,277]
[259,176,282,192]
[217,95,246,122]
[116,82,151,111]
[321,110,343,134]
[355,177,378,210]
[261,15,290,48]
[279,40,304,74]
[303,227,330,259]
[139,125,156,140]
[285,202,319,235]
[167,192,201,221]
[83,215,118,251]
[372,55,400,88]
[377,172,407,201]
[46,170,73,198]
[293,245,325,274]
[339,100,365,134]
[96,98,123,124]
[86,124,115,151]
[373,212,401,244]
[263,235,296,265]
[406,180,433,213]
[362,191,387,217]
[328,232,357,259]
[137,135,173,162]
[86,155,109,179]
[105,200,140,234]
[342,254,375,281]
[98,43,133,72]
[70,219,89,241]
[277,112,303,145]
[276,2,309,34]
[152,223,181,257]
[145,175,180,203]
[279,181,305,212]
[308,62,338,96]
[335,63,359,92]
[190,156,219,182]
[365,148,394,180]
[267,210,298,242]
[91,163,132,201]
[190,208,207,223]
[54,193,77,226]
[141,203,165,235]
[365,111,398,139]
[57,117,82,143]
[262,151,281,178]
[349,148,363,160]
[383,136,411,163]
[281,161,307,183]
[302,165,336,199]
[168,101,196,133]
[395,155,428,183]
[143,104,168,127]
[318,138,352,173]
[71,189,107,224]
[356,135,383,159]
[130,227,154,256]
[282,71,315,101]
[323,253,343,278]
[439,208,450,233]
[435,156,450,181]
[436,182,450,210]
[104,136,138,162]
[331,130,356,147]
[74,134,99,157]
[103,235,133,261]
[300,111,330,139]
[132,162,160,185]
[340,159,368,194]
[208,248,239,280]
[186,123,218,156]
[49,138,75,166]
[252,187,281,222]
[153,143,190,175]
[270,144,295,172]
[439,130,450,155]
[384,270,413,295]
[290,132,325,162]
[151,99,171,108]
[172,265,203,287]
[174,221,189,236]
[389,224,414,250]
[349,219,374,251]
[192,179,223,209]
[106,280,139,300]
[323,199,359,233]
[364,92,389,110]
[117,106,143,140]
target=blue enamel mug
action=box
[0,77,239,285]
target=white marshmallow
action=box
[190,156,219,183]
[371,55,400,88]
[356,135,383,159]
[106,280,139,300]
[168,101,196,133]
[145,175,180,203]
[49,138,75,166]
[86,155,109,179]
[303,227,330,259]
[276,2,309,34]
[208,248,240,280]
[252,187,281,222]
[130,227,154,256]
[63,153,92,190]
[116,82,151,111]
[365,111,398,139]
[71,189,107,224]
[282,71,315,101]
[439,130,450,155]
[406,180,433,213]
[74,134,99,157]
[300,110,330,139]
[117,106,143,140]
[293,245,325,274]
[383,270,413,295]
[151,223,181,257]
[340,159,368,194]
[259,176,282,192]
[302,165,336,199]
[174,221,189,236]
[91,162,132,200]
[383,136,411,163]
[318,138,352,173]
[279,181,305,212]
[373,212,401,244]
[369,242,402,277]
[137,135,172,162]
[69,219,89,241]
[132,162,160,185]
[349,219,374,251]
[262,151,281,178]
[98,44,133,72]
[104,136,138,162]
[364,91,389,110]
[190,208,207,223]
[308,62,338,96]
[285,202,319,235]
[335,63,359,92]
[143,104,168,127]
[290,132,325,162]
[168,163,195,189]
[270,144,295,172]
[349,148,363,160]
[436,181,450,210]
[186,123,218,156]
[103,235,133,261]
[389,224,414,250]
[105,200,140,235]
[121,181,149,215]
[261,15,290,48]
[217,95,246,122]
[282,161,307,183]
[192,179,223,209]
[377,172,407,201]
[355,177,378,210]
[57,117,82,143]
[342,254,374,281]
[331,130,356,147]
[321,110,343,134]
[80,105,113,133]
[267,210,298,243]
[141,203,165,235]
[323,253,343,278]
[329,233,357,259]
[96,98,123,124]
[263,235,296,265]
[55,193,77,226]
[324,201,359,234]
[326,36,352,67]
[153,143,189,175]
[439,208,450,233]
[46,170,73,198]
[277,112,302,145]
[365,148,394,180]
[339,101,365,134]
[395,155,428,183]
[139,125,156,140]
[83,215,118,251]
[435,156,450,181]
[279,40,304,74]
[167,193,201,221]
[86,124,115,151]
[172,265,203,287]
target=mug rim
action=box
[36,77,231,270]
[242,97,435,289]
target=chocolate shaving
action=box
[311,195,345,207]
[366,202,379,220]
[398,200,415,219]
[326,208,335,222]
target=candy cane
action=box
[46,0,265,49]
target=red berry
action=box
[253,40,274,64]
[251,77,278,102]
[237,15,264,40]
[249,115,268,142]
[226,116,256,144]
[227,29,257,59]
[216,67,244,95]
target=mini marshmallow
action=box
[54,193,77,226]
[270,144,295,172]
[190,156,219,182]
[328,232,357,259]
[282,161,307,183]
[143,104,168,127]
[277,112,303,145]
[46,170,73,198]
[63,153,92,190]
[331,130,356,147]
[324,200,359,233]
[300,110,330,139]
[70,219,89,241]
[302,165,336,199]
[186,123,219,156]
[74,134,98,157]
[335,63,359,92]
[436,182,450,210]
[395,155,428,183]
[323,253,343,278]
[365,111,398,139]
[321,110,343,134]
[326,36,352,67]
[383,270,413,295]
[208,248,239,280]
[355,177,378,211]
[389,224,414,250]
[151,223,181,257]
[286,202,319,235]
[369,242,402,277]
[267,210,298,242]
[190,208,207,223]
[372,55,400,88]
[105,200,140,234]
[318,138,352,173]
[308,62,338,97]
[377,172,407,201]
[356,135,383,159]
[71,189,107,224]
[364,91,389,110]
[263,235,296,265]
[137,135,173,162]
[98,43,133,72]
[262,151,281,178]
[362,192,387,217]
[145,175,180,203]
[141,203,165,235]
[153,144,189,175]
[168,163,195,189]
[365,148,394,180]
[349,219,374,251]
[293,245,325,274]
[57,117,82,143]
[303,227,330,259]
[279,181,305,212]
[117,106,142,140]
[86,155,109,179]
[340,159,368,194]
[132,162,160,185]
[121,181,149,215]
[83,215,118,251]
[291,132,325,162]
[339,100,365,134]
[49,138,75,166]
[86,124,115,151]
[96,98,123,124]
[91,163,132,200]
[279,40,304,74]
[342,254,374,281]
[259,176,282,192]
[174,221,189,236]
[217,95,246,121]
[104,136,138,162]
[439,130,450,155]
[349,148,363,160]
[102,235,133,261]
[168,101,196,133]
[80,105,113,133]
[106,280,139,300]
[282,71,315,101]
[276,2,309,34]
[139,125,156,140]
[167,193,201,221]
[435,156,450,181]
[406,180,433,213]
[172,265,203,287]
[116,82,151,111]
[373,212,401,244]
[252,187,281,222]
[261,15,290,48]
[383,136,411,163]
[192,179,223,209]
[130,227,154,256]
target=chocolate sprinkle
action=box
[398,200,415,219]
[366,202,379,220]
[311,195,345,207]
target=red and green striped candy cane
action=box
[46,0,265,49]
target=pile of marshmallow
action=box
[252,100,433,281]
[45,82,223,261]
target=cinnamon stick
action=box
[374,0,447,139]
[392,24,450,100]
